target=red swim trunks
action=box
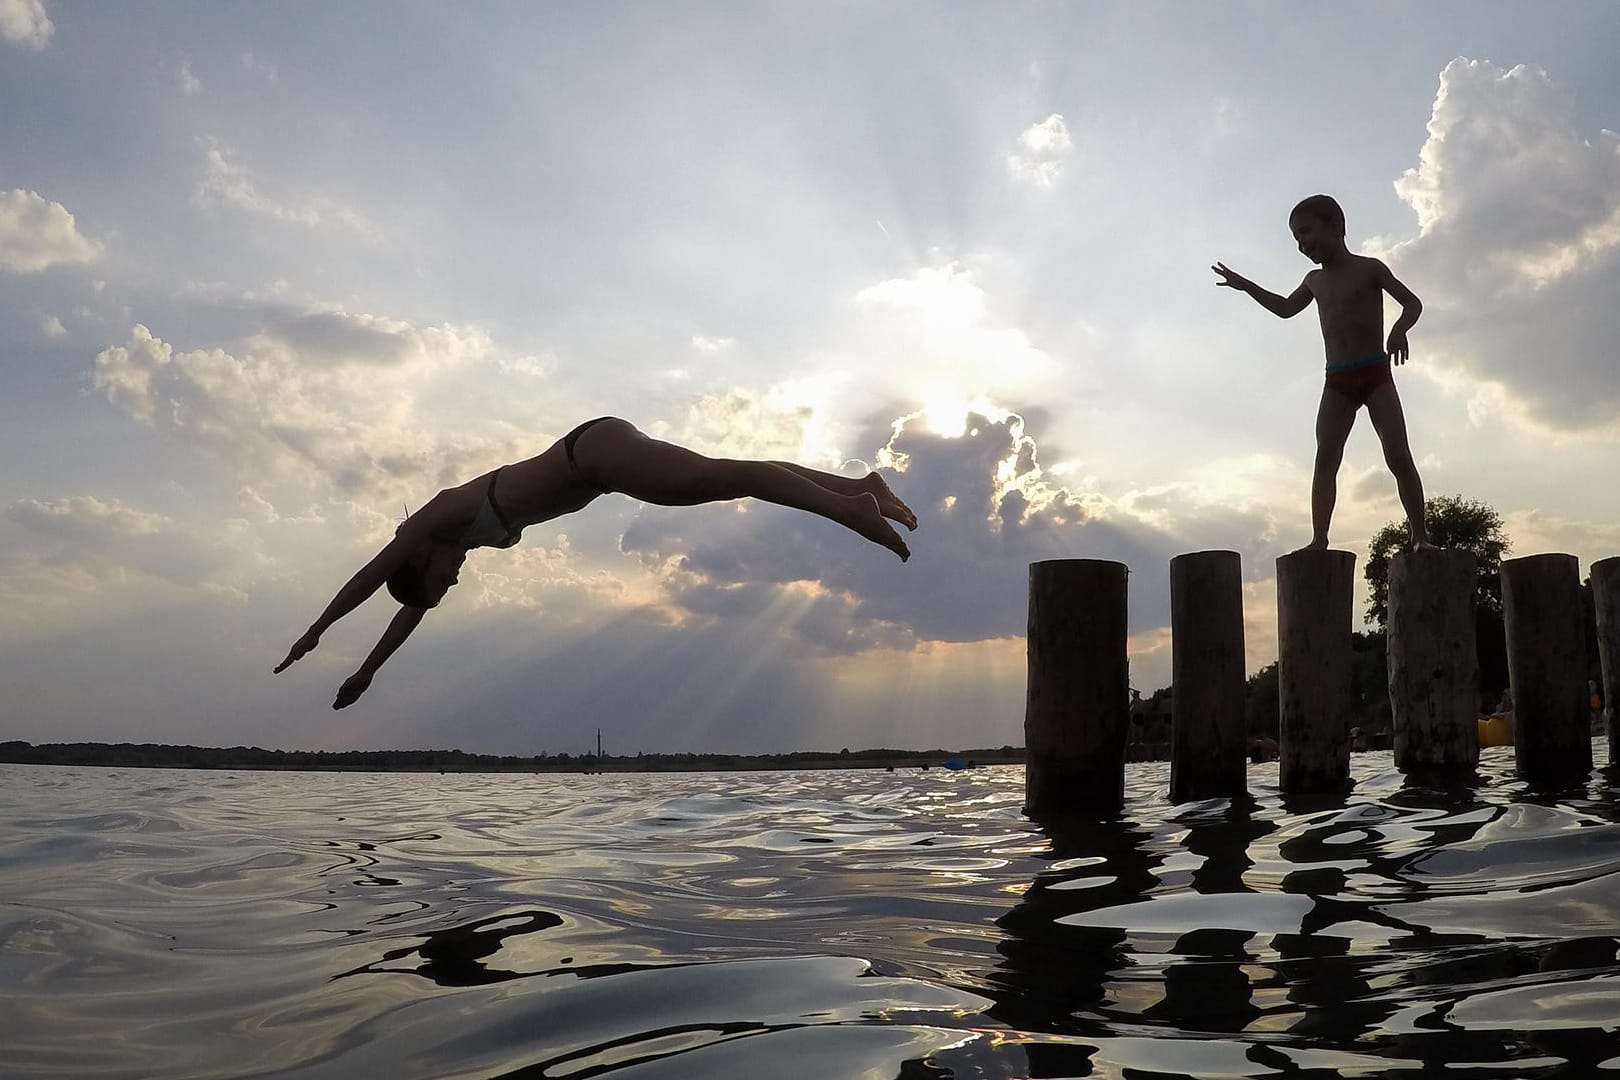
[1324,354,1392,407]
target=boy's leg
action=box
[1308,388,1359,548]
[582,422,910,560]
[1365,383,1428,545]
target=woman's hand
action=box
[333,671,374,710]
[275,629,321,673]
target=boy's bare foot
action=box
[845,492,911,561]
[1293,536,1330,553]
[861,472,918,531]
[1412,538,1436,551]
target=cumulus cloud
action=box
[0,0,52,51]
[1375,58,1620,433]
[623,408,1276,656]
[1008,113,1072,189]
[3,495,228,589]
[194,137,372,234]
[461,534,630,614]
[40,313,65,337]
[177,59,202,95]
[0,189,102,272]
[676,387,818,462]
[91,313,503,497]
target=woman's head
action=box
[386,542,467,609]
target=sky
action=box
[3,1,1619,756]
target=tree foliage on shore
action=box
[1364,494,1514,694]
[1363,495,1510,627]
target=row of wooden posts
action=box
[1024,550,1620,814]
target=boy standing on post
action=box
[1213,194,1429,550]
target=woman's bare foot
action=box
[844,492,911,561]
[1293,536,1330,553]
[861,472,918,531]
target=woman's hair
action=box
[1289,193,1345,235]
[386,561,436,609]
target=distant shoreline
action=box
[0,740,1040,774]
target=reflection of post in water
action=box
[1267,867,1396,1046]
[1262,785,1505,1062]
[1179,794,1274,895]
[1142,798,1276,1033]
[986,812,1159,1041]
[1144,927,1261,1032]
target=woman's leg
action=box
[772,462,917,531]
[576,420,911,560]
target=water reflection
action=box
[3,747,1619,1079]
[336,909,565,985]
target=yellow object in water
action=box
[1478,714,1512,747]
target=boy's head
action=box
[1289,194,1346,264]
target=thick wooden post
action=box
[1388,548,1480,776]
[1025,559,1129,815]
[1502,553,1591,781]
[1169,550,1247,801]
[1590,556,1620,767]
[1276,549,1355,793]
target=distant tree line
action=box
[0,740,1026,774]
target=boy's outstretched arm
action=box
[1377,260,1423,364]
[1212,262,1313,318]
[333,604,427,709]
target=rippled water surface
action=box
[5,747,1620,1078]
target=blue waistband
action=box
[1325,352,1388,372]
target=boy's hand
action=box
[275,629,321,673]
[1211,262,1252,292]
[1387,330,1410,365]
[333,671,373,709]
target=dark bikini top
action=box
[459,469,522,550]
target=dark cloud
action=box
[623,410,1276,653]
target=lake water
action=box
[4,746,1620,1079]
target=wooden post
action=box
[1169,550,1247,801]
[1590,556,1620,768]
[1025,559,1129,815]
[1276,549,1355,793]
[1501,553,1591,782]
[1387,548,1479,776]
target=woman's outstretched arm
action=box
[275,516,431,673]
[332,604,427,709]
